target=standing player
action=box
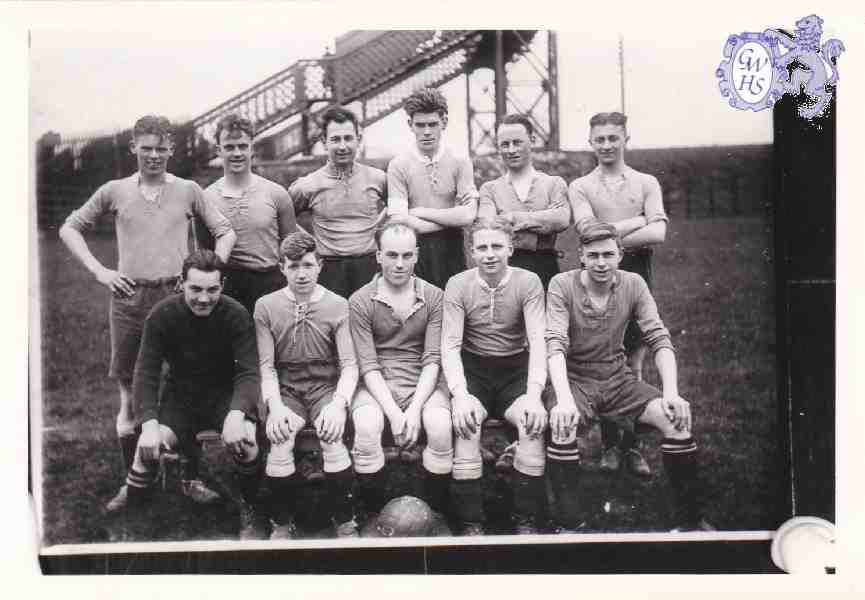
[59,115,236,505]
[477,114,571,289]
[568,111,668,476]
[254,231,359,538]
[289,106,387,299]
[544,220,712,532]
[204,113,297,315]
[107,250,264,539]
[349,222,452,519]
[386,88,478,290]
[441,218,548,535]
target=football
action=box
[362,496,434,538]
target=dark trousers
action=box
[415,229,466,290]
[510,249,560,290]
[222,267,287,316]
[318,253,379,299]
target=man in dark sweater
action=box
[107,249,265,539]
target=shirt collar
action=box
[577,269,620,294]
[282,283,326,304]
[215,174,258,198]
[412,143,447,165]
[324,160,356,179]
[474,266,513,291]
[371,274,425,306]
[591,165,634,181]
[504,166,538,185]
[133,173,175,186]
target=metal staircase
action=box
[187,30,554,160]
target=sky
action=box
[27,6,803,157]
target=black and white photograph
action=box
[20,1,860,579]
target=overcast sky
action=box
[30,5,812,156]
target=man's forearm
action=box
[213,230,237,263]
[410,204,475,228]
[59,225,106,277]
[547,352,574,405]
[653,347,679,397]
[621,220,666,248]
[611,216,647,238]
[511,207,570,234]
[363,370,402,416]
[334,365,359,407]
[408,364,440,410]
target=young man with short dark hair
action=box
[59,115,236,506]
[441,217,548,535]
[290,106,387,299]
[545,220,712,532]
[204,113,297,315]
[478,114,571,289]
[107,249,264,539]
[254,231,360,538]
[386,88,478,290]
[568,111,669,476]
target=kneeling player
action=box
[441,218,548,535]
[545,220,712,531]
[349,222,452,518]
[109,250,264,539]
[254,232,359,538]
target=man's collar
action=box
[474,266,513,290]
[134,173,175,185]
[504,166,538,184]
[282,283,326,304]
[215,174,258,198]
[591,164,634,179]
[371,274,425,305]
[577,269,619,292]
[324,160,356,179]
[412,143,447,165]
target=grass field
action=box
[35,215,785,546]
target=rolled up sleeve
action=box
[633,276,674,355]
[64,183,113,232]
[335,312,358,370]
[642,174,669,225]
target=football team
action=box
[60,87,713,540]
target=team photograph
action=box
[32,25,785,551]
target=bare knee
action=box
[638,398,690,438]
[422,403,452,449]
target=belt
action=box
[623,246,653,257]
[513,248,562,257]
[223,265,282,273]
[133,276,178,288]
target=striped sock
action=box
[546,435,582,529]
[661,437,700,525]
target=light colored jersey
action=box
[205,174,296,271]
[441,267,546,392]
[568,165,667,232]
[64,173,231,280]
[254,284,356,404]
[290,162,386,257]
[386,146,477,213]
[478,169,570,251]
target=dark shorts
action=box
[158,382,234,451]
[222,266,286,316]
[462,350,529,419]
[619,248,654,353]
[318,253,379,299]
[510,249,560,290]
[278,362,342,424]
[544,360,660,433]
[415,229,466,291]
[109,278,178,382]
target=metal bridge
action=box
[187,29,560,159]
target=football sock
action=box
[118,430,140,473]
[356,469,388,514]
[661,437,701,525]
[450,478,484,524]
[266,474,299,525]
[234,453,263,506]
[600,420,621,450]
[423,470,451,514]
[617,428,637,452]
[546,435,582,528]
[511,470,544,522]
[326,466,355,525]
